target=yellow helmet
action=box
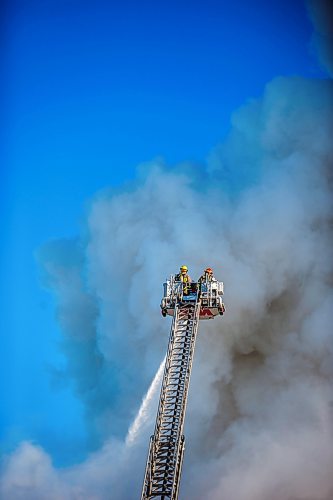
[180,265,188,271]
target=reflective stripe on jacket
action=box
[175,273,192,283]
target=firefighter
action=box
[198,267,215,283]
[175,265,192,295]
[198,267,225,314]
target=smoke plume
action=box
[307,0,333,76]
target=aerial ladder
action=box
[141,276,224,500]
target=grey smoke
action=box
[1,26,333,500]
[307,0,333,76]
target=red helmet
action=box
[205,267,213,274]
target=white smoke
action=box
[1,30,333,500]
[0,364,163,500]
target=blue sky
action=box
[1,0,326,466]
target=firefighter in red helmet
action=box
[198,267,215,284]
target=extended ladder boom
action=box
[141,299,201,500]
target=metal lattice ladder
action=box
[141,299,201,500]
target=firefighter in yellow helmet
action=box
[175,265,192,295]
